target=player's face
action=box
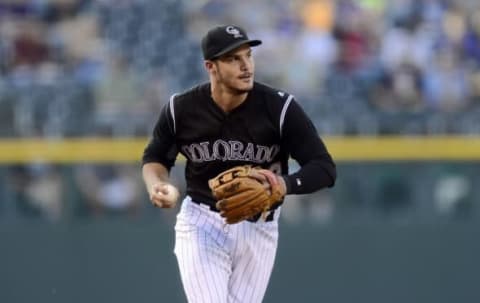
[211,45,255,94]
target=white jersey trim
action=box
[279,95,293,137]
[169,93,178,134]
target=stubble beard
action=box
[217,70,253,95]
[229,82,253,95]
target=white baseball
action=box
[164,184,180,203]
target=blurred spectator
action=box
[423,48,471,111]
[6,165,41,218]
[12,20,49,69]
[374,170,413,217]
[434,173,472,219]
[372,61,423,112]
[74,164,142,218]
[5,164,63,222]
[463,9,480,67]
[93,53,140,135]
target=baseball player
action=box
[142,25,336,303]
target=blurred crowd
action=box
[1,0,480,137]
[1,162,476,224]
[1,0,479,222]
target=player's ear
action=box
[204,60,214,72]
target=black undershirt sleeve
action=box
[142,103,178,171]
[281,100,336,195]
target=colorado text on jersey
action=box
[181,140,280,163]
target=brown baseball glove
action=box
[208,165,284,224]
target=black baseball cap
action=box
[201,25,262,60]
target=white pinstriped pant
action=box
[174,196,280,303]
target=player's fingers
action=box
[150,187,168,208]
[151,197,163,208]
[249,169,268,183]
[151,195,176,208]
[153,183,169,195]
[160,199,176,208]
[257,169,279,187]
[150,193,164,207]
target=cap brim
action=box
[209,39,262,60]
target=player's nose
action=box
[239,57,252,71]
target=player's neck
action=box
[210,84,248,113]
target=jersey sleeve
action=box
[142,100,178,171]
[281,99,336,194]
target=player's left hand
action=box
[209,165,286,224]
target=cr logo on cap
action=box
[226,26,243,38]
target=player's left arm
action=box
[278,99,336,195]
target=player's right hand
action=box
[250,168,287,198]
[149,183,179,208]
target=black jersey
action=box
[143,81,336,207]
